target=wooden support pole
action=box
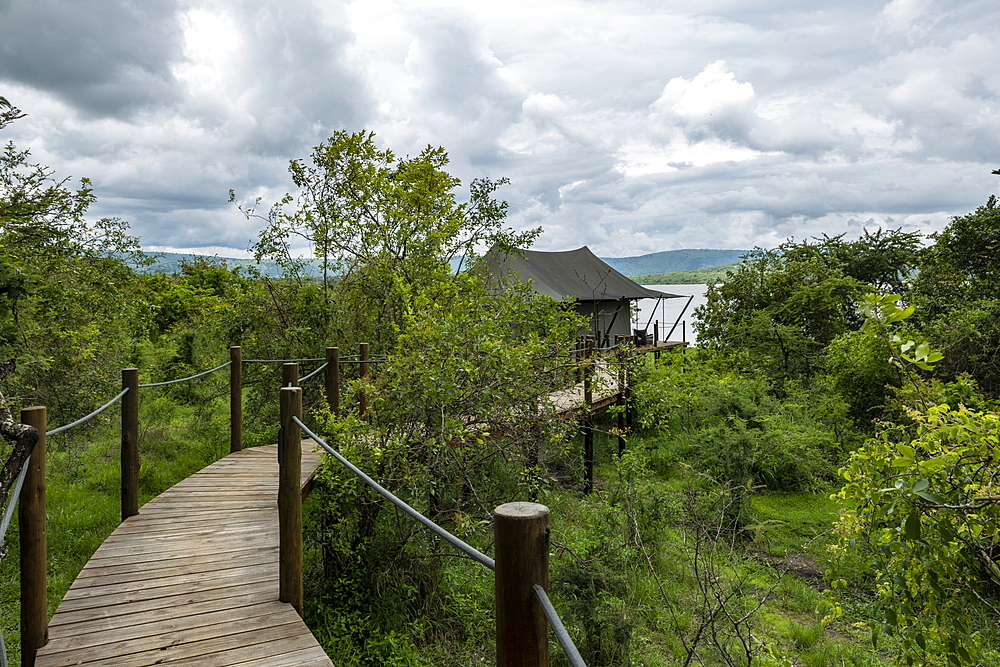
[230,346,242,453]
[20,406,47,667]
[325,346,339,418]
[359,342,369,419]
[625,341,634,435]
[281,362,298,388]
[121,368,139,522]
[495,502,550,667]
[616,336,626,457]
[278,386,303,616]
[583,338,594,494]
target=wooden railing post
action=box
[326,346,339,418]
[278,386,303,616]
[282,362,298,388]
[230,346,242,453]
[20,406,47,667]
[583,338,594,494]
[495,502,550,667]
[121,368,139,521]
[359,342,369,419]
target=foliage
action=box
[823,296,1000,667]
[825,404,1000,667]
[910,196,1000,396]
[233,130,537,349]
[695,230,922,386]
[634,351,852,492]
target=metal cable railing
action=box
[291,415,587,665]
[48,388,130,436]
[534,585,587,667]
[292,416,496,570]
[0,443,35,667]
[298,362,329,384]
[138,361,232,388]
[244,357,325,364]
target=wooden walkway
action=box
[34,444,333,667]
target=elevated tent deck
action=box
[34,444,332,667]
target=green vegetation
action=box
[3,94,1000,667]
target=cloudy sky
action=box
[1,0,998,258]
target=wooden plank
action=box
[36,440,332,667]
[40,602,291,653]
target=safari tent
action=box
[482,246,685,345]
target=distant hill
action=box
[139,248,751,281]
[632,262,742,285]
[599,249,749,277]
[138,252,323,277]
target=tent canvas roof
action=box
[484,246,683,301]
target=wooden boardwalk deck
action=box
[35,444,333,667]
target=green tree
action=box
[910,196,1000,396]
[234,130,536,344]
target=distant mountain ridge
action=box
[139,248,751,279]
[598,249,749,277]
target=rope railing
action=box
[291,416,496,570]
[138,361,232,388]
[48,388,129,436]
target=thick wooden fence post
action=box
[278,386,303,616]
[326,346,339,417]
[583,338,594,494]
[20,406,47,667]
[230,346,242,453]
[121,368,139,521]
[359,342,369,419]
[282,362,298,388]
[495,502,550,667]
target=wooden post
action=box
[574,337,583,382]
[653,320,658,346]
[278,386,303,616]
[625,342,634,435]
[121,368,139,521]
[359,342,369,418]
[282,362,298,388]
[583,338,594,494]
[20,406,47,667]
[230,346,242,453]
[325,346,339,417]
[616,336,626,456]
[495,502,550,667]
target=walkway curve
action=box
[35,444,332,667]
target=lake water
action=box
[633,284,709,345]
